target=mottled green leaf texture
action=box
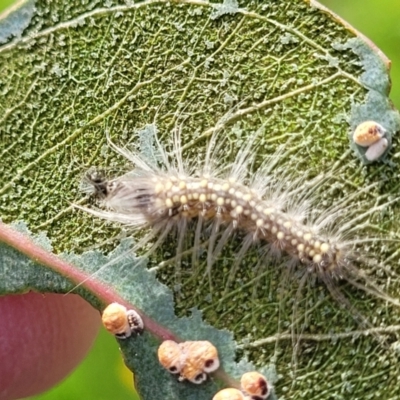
[1,0,400,399]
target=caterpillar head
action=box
[81,169,111,199]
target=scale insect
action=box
[77,123,400,347]
[212,371,271,400]
[157,339,220,384]
[101,302,144,339]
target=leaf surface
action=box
[1,0,400,399]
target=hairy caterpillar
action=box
[77,124,400,342]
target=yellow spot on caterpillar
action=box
[313,254,322,263]
[165,198,173,208]
[172,195,180,203]
[200,179,208,188]
[277,231,285,240]
[217,197,225,206]
[235,205,243,214]
[320,243,330,253]
[297,243,305,252]
[199,194,207,202]
[180,195,188,205]
[256,219,263,227]
[303,233,312,241]
[165,181,173,190]
[283,221,291,229]
[155,183,164,194]
[256,204,263,212]
[179,181,187,189]
[243,193,252,201]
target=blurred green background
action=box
[321,0,400,109]
[1,0,399,399]
[25,328,139,400]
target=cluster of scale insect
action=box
[158,339,220,384]
[157,339,272,399]
[102,302,273,398]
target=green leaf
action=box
[1,1,400,399]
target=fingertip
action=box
[0,292,101,400]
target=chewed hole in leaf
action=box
[1,0,400,399]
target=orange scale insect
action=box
[352,120,386,147]
[213,388,246,400]
[101,302,143,339]
[178,340,220,384]
[240,371,270,399]
[157,340,184,375]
